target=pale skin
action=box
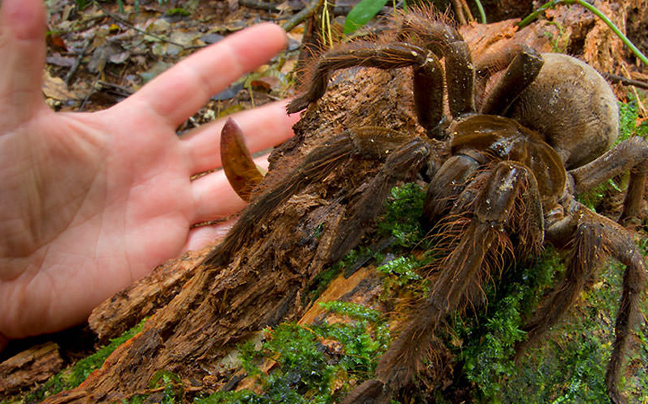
[0,0,298,350]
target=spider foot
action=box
[342,379,389,404]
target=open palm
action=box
[0,0,297,345]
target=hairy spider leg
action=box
[522,205,647,404]
[206,126,426,268]
[479,46,544,115]
[205,132,357,267]
[324,130,431,264]
[395,14,475,117]
[568,136,648,222]
[471,43,540,109]
[600,212,647,404]
[621,159,648,223]
[433,40,473,119]
[422,154,480,227]
[287,42,446,137]
[343,161,544,403]
[287,19,487,139]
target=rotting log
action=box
[49,66,422,403]
[88,246,212,343]
[0,343,63,398]
[43,8,638,402]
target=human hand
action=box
[0,0,297,348]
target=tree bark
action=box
[0,343,63,397]
[36,3,643,402]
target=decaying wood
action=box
[88,245,212,343]
[39,5,642,402]
[43,55,421,404]
[232,265,384,394]
[88,1,638,345]
[0,342,63,397]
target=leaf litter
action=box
[43,0,301,127]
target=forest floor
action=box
[1,0,648,403]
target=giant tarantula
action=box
[213,11,648,404]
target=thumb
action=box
[0,0,47,129]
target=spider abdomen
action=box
[506,53,619,169]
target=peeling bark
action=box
[0,343,63,398]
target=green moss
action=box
[125,370,185,403]
[445,249,561,401]
[443,242,648,403]
[377,183,426,248]
[312,182,427,288]
[165,8,190,17]
[578,99,646,210]
[307,182,427,307]
[496,264,618,403]
[313,222,325,239]
[576,182,611,212]
[375,254,433,300]
[24,319,147,402]
[196,389,264,404]
[376,256,422,284]
[326,181,647,403]
[306,264,343,303]
[619,98,648,141]
[199,302,389,404]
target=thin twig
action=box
[602,72,648,90]
[239,0,280,12]
[450,0,467,25]
[79,73,101,111]
[94,3,190,49]
[243,0,357,18]
[458,0,475,22]
[282,0,320,32]
[97,80,135,96]
[65,39,91,86]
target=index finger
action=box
[0,0,47,129]
[120,23,287,127]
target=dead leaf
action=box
[46,54,75,67]
[108,50,130,64]
[250,79,273,92]
[139,61,172,83]
[42,71,80,101]
[200,33,225,44]
[145,18,171,35]
[88,43,129,72]
[46,32,68,52]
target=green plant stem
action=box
[518,0,569,28]
[577,0,648,67]
[519,0,648,67]
[474,0,486,24]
